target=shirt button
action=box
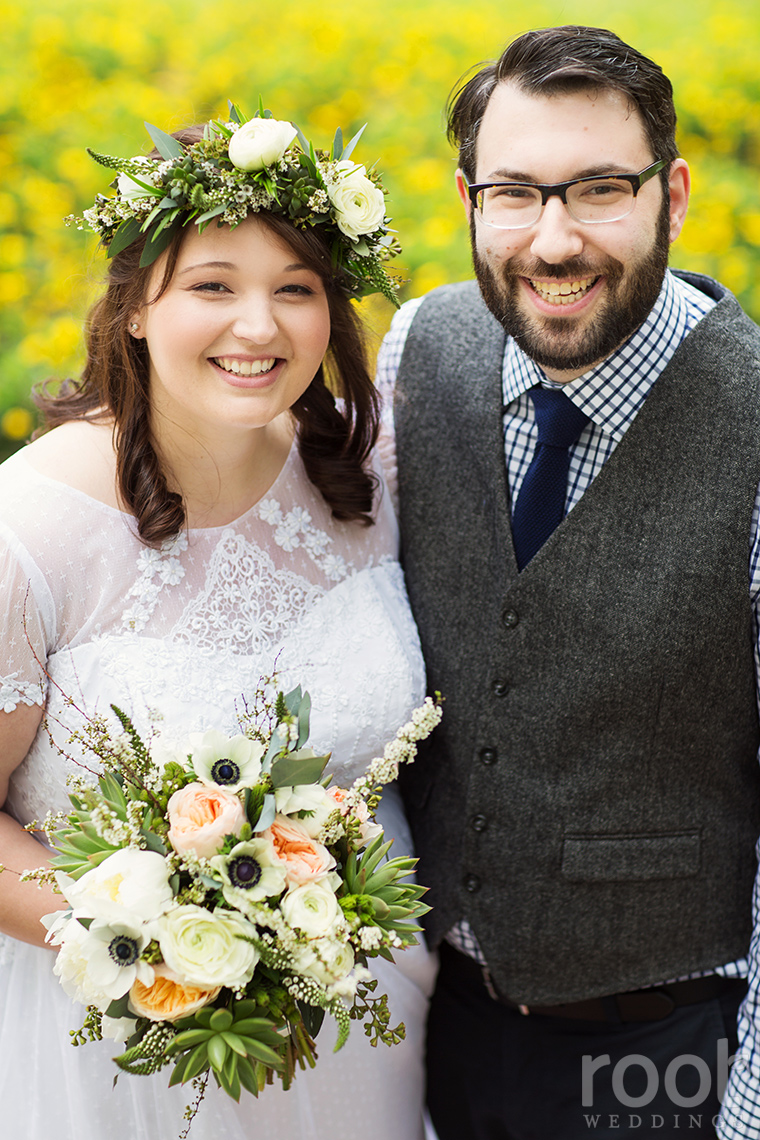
[471,814,488,833]
[464,874,482,893]
[479,747,498,765]
[492,680,509,697]
[502,609,519,629]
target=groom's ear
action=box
[455,169,472,217]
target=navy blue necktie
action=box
[511,386,590,571]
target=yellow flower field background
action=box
[2,0,759,456]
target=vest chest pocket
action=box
[561,831,701,882]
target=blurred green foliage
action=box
[2,0,759,449]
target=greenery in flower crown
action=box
[67,100,401,306]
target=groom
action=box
[378,25,760,1140]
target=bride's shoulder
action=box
[20,420,120,508]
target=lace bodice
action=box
[0,440,425,827]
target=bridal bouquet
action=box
[33,685,441,1109]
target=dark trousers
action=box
[427,944,745,1140]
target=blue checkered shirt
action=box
[376,269,760,1138]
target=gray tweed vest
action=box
[395,271,760,1004]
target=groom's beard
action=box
[470,197,672,374]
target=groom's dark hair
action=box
[448,25,678,183]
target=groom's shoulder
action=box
[404,279,502,350]
[411,278,486,321]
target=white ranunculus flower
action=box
[228,118,298,172]
[51,917,112,1008]
[291,936,355,989]
[281,880,343,938]
[274,782,333,835]
[58,848,174,925]
[328,160,386,240]
[154,905,259,989]
[117,158,154,201]
[101,1014,138,1043]
[189,729,265,790]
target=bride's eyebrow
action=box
[177,261,237,275]
[177,261,314,274]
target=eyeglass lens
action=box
[477,178,637,228]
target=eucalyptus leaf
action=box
[340,124,367,162]
[282,685,303,717]
[227,101,245,125]
[270,752,329,789]
[140,828,168,856]
[262,723,289,768]
[253,793,276,833]
[293,126,310,154]
[144,121,185,161]
[296,692,311,748]
[331,127,344,161]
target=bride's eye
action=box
[277,283,315,296]
[191,281,230,294]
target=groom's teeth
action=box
[215,357,277,376]
[530,277,597,305]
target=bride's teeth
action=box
[530,277,596,305]
[215,357,276,376]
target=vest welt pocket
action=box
[561,831,701,882]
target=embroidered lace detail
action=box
[170,528,325,657]
[258,498,352,581]
[0,672,44,713]
[121,532,188,633]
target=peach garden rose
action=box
[166,782,246,859]
[129,965,220,1022]
[262,816,336,886]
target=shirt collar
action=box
[502,270,711,442]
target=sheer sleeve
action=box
[0,521,53,712]
[374,297,423,520]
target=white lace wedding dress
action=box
[0,438,435,1140]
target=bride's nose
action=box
[231,297,279,344]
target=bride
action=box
[0,107,435,1139]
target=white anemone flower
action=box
[54,915,154,1005]
[189,729,265,791]
[210,837,288,911]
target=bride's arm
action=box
[0,704,62,948]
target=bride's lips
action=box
[521,274,604,315]
[209,355,283,388]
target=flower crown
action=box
[68,101,401,305]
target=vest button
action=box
[471,814,488,832]
[464,873,481,893]
[491,680,509,697]
[502,608,519,629]
[479,747,497,765]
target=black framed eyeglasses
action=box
[466,159,669,229]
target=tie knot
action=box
[530,386,590,449]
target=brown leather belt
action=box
[441,941,746,1023]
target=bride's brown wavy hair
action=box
[35,127,381,547]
